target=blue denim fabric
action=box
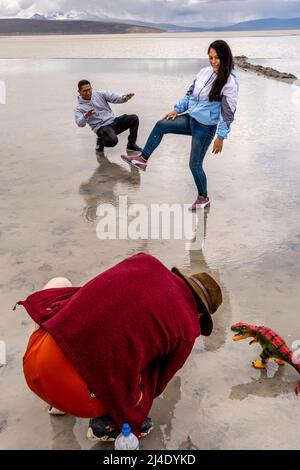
[142,114,217,197]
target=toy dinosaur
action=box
[231,322,300,395]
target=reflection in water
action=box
[138,375,182,450]
[79,154,141,221]
[155,376,181,446]
[185,206,210,253]
[89,375,181,450]
[0,412,8,434]
[229,367,296,400]
[34,58,204,78]
[185,208,232,352]
[50,415,81,450]
[179,435,199,450]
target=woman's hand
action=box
[164,109,178,120]
[212,137,223,154]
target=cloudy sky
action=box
[0,0,299,25]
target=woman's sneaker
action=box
[121,153,147,172]
[86,415,153,442]
[190,195,210,211]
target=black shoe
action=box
[87,415,118,442]
[86,415,153,442]
[136,416,153,438]
[126,143,142,152]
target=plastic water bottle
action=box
[114,423,139,450]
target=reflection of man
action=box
[74,80,142,157]
[79,155,141,221]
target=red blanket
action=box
[17,253,200,429]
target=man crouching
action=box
[74,79,142,160]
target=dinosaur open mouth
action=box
[233,333,244,341]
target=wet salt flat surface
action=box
[0,50,300,449]
[1,32,300,69]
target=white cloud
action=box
[0,0,33,16]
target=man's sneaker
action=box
[190,195,210,211]
[121,153,147,172]
[86,415,153,442]
[135,417,153,438]
[87,415,117,442]
[126,143,143,153]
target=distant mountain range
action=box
[0,15,299,35]
[0,19,163,35]
[210,17,300,32]
[28,13,300,31]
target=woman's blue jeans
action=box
[142,114,217,197]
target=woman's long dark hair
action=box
[208,40,234,101]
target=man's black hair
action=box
[78,80,91,91]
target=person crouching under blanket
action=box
[16,252,222,441]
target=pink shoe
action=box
[190,195,210,211]
[121,152,147,172]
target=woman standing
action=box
[121,40,239,210]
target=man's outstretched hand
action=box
[124,93,135,102]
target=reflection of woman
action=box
[122,40,239,210]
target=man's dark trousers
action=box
[96,114,139,150]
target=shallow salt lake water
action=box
[0,54,300,449]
